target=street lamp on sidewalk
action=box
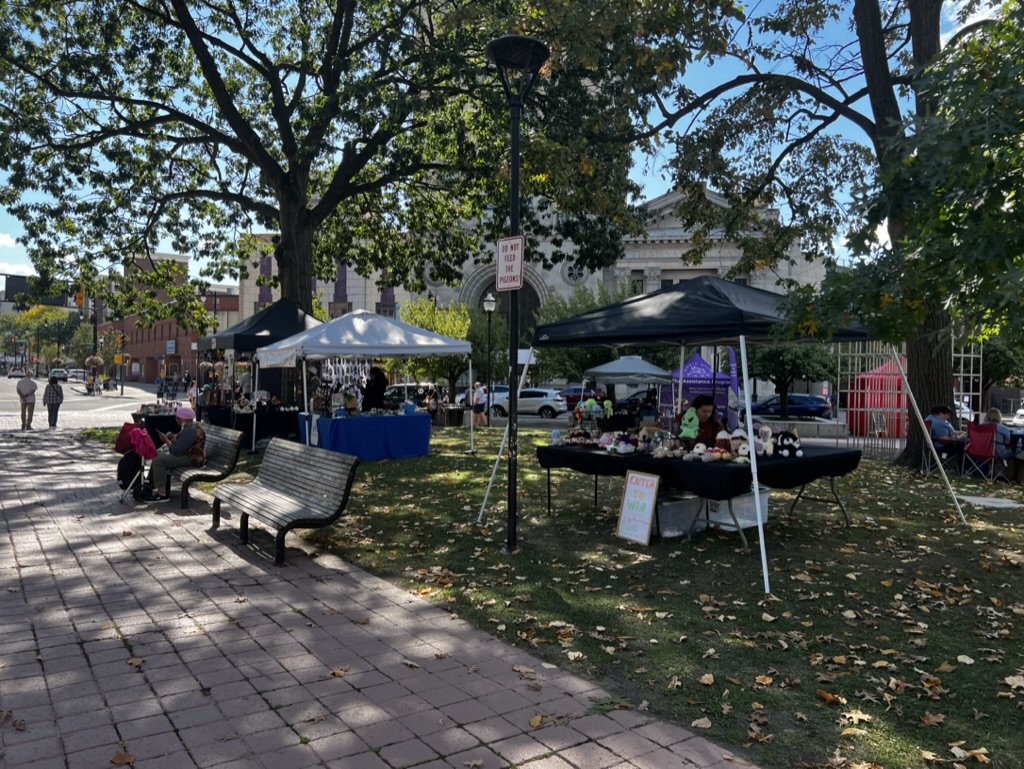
[486,34,549,554]
[483,293,496,421]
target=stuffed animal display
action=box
[776,430,803,458]
[682,442,707,461]
[754,423,775,457]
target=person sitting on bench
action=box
[144,407,206,503]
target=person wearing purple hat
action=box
[144,406,206,502]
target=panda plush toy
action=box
[776,430,803,458]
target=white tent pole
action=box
[302,358,311,446]
[890,345,968,524]
[740,335,772,594]
[477,349,535,524]
[677,345,685,414]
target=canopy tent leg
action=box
[740,334,772,594]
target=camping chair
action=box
[963,422,1010,481]
[921,417,964,475]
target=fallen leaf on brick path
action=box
[463,760,483,768]
[816,689,847,706]
[330,666,350,678]
[513,664,536,680]
[111,751,135,765]
[321,608,337,615]
[692,716,712,729]
[122,531,133,537]
[921,712,945,726]
[957,655,975,665]
[351,617,370,625]
[935,661,957,673]
[529,714,545,728]
[434,653,448,660]
[127,657,144,667]
[402,659,420,669]
[840,709,873,725]
[699,673,715,686]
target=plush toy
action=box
[603,399,614,419]
[754,423,775,457]
[683,442,707,461]
[776,430,803,458]
[703,446,731,462]
[679,407,699,440]
[550,429,562,446]
[715,430,733,452]
[729,428,748,456]
[733,441,751,463]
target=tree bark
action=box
[275,198,316,315]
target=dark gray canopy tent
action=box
[531,275,872,593]
[197,298,321,352]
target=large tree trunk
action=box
[900,300,953,465]
[275,200,316,315]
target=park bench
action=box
[165,424,245,509]
[211,438,360,565]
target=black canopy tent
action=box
[196,298,322,449]
[531,275,873,593]
[197,298,321,352]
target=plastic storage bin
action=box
[706,486,769,530]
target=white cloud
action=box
[0,261,35,277]
[0,233,18,248]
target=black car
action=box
[741,393,833,420]
[381,383,443,410]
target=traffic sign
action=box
[495,236,524,292]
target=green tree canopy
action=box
[745,343,835,418]
[0,0,736,327]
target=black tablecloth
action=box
[535,445,862,501]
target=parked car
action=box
[615,391,655,415]
[560,386,607,408]
[491,388,567,419]
[68,369,88,382]
[48,368,69,382]
[741,393,833,420]
[456,384,509,407]
[381,383,443,410]
[953,401,973,423]
[1011,409,1024,428]
[7,366,26,379]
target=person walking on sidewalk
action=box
[16,370,38,430]
[42,375,64,430]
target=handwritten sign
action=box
[616,471,660,545]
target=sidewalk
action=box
[0,430,758,769]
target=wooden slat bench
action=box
[211,438,360,565]
[165,424,245,509]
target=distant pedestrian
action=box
[16,371,38,430]
[42,376,64,430]
[472,382,488,427]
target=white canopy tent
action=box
[584,355,674,385]
[255,309,474,446]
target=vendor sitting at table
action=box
[144,406,206,503]
[929,404,966,445]
[360,366,387,411]
[692,394,725,445]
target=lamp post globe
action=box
[486,35,548,554]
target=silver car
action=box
[1011,409,1024,428]
[491,387,567,419]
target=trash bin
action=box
[436,404,466,427]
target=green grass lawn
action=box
[85,425,1024,768]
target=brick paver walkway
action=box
[0,430,759,768]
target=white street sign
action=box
[495,236,525,292]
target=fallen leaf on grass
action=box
[817,690,847,706]
[957,655,975,665]
[1004,675,1024,690]
[699,673,715,686]
[841,710,873,725]
[921,712,945,726]
[935,661,957,673]
[691,717,712,729]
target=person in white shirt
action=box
[16,371,38,430]
[472,382,488,427]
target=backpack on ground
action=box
[117,452,143,494]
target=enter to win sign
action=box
[616,471,659,545]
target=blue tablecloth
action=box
[316,414,432,461]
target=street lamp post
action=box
[486,35,549,554]
[483,293,496,422]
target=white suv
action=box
[491,388,567,419]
